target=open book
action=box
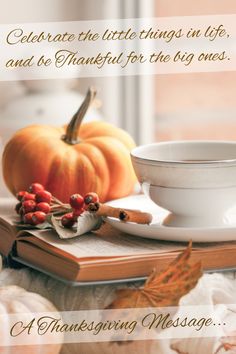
[1,208,236,284]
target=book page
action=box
[0,199,15,216]
[18,227,186,259]
[2,211,236,260]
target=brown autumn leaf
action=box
[107,241,202,310]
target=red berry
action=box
[36,202,51,214]
[61,213,75,228]
[15,202,22,214]
[22,200,36,213]
[29,183,44,194]
[69,194,84,210]
[22,193,36,202]
[36,190,52,204]
[23,212,34,225]
[31,211,46,225]
[16,191,28,201]
[73,208,84,220]
[84,192,99,205]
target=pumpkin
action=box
[2,88,137,203]
[0,285,62,354]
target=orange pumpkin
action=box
[2,88,137,203]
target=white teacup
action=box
[131,141,236,228]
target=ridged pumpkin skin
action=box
[2,120,136,203]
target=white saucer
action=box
[105,195,236,243]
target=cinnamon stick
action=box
[87,202,153,224]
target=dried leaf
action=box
[50,212,103,239]
[107,241,202,309]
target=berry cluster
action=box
[61,192,99,228]
[16,183,52,225]
[15,183,99,229]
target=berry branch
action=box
[15,183,99,229]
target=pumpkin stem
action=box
[62,87,97,145]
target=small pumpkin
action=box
[2,88,137,203]
[0,285,62,354]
